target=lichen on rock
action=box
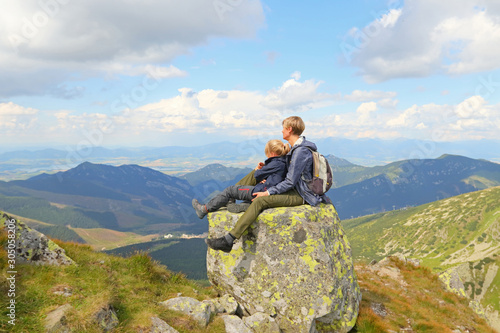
[206,204,361,333]
[159,296,211,327]
[1,212,75,266]
[439,268,467,298]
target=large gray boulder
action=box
[206,204,361,333]
[1,212,75,266]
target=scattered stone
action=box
[207,204,361,333]
[150,316,179,333]
[44,304,73,333]
[221,315,252,333]
[385,254,420,267]
[370,302,388,318]
[468,300,487,319]
[219,294,239,315]
[407,258,420,267]
[368,257,408,288]
[94,305,119,332]
[52,286,73,297]
[439,268,467,298]
[202,299,222,315]
[159,297,211,327]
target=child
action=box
[192,139,290,219]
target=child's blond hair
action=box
[265,139,291,157]
[282,116,305,136]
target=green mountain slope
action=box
[330,154,500,219]
[343,186,500,329]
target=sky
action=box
[1,0,500,153]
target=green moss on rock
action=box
[206,204,361,333]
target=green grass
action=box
[0,230,223,333]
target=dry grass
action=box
[353,257,497,333]
[69,227,159,250]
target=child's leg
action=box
[206,185,255,212]
[235,170,257,186]
[230,189,303,238]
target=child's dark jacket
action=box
[267,137,330,206]
[252,156,288,194]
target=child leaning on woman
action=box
[191,139,290,219]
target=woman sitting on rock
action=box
[192,139,290,220]
[204,116,331,253]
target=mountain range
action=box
[329,154,500,219]
[0,162,199,235]
[1,138,499,180]
[1,154,500,242]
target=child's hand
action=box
[255,162,265,170]
[252,191,269,200]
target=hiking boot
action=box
[227,202,251,213]
[205,236,233,253]
[192,199,208,219]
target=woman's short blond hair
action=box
[265,139,291,157]
[282,116,305,136]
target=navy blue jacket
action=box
[267,137,329,206]
[252,156,288,194]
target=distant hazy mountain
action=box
[22,162,193,204]
[1,138,499,180]
[329,154,500,219]
[5,162,202,234]
[180,163,253,200]
[315,137,500,166]
[181,163,253,187]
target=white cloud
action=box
[437,12,500,74]
[261,72,337,112]
[0,102,37,115]
[343,0,500,82]
[6,81,500,146]
[378,8,402,28]
[0,102,38,130]
[344,90,397,102]
[309,95,500,141]
[0,0,264,96]
[16,74,332,144]
[356,102,377,124]
[102,64,188,79]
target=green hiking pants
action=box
[235,169,257,186]
[230,188,304,239]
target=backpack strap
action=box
[290,146,316,180]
